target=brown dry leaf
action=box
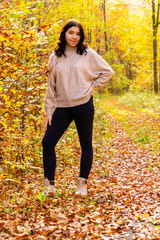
[120,185,132,189]
[91,232,100,238]
[7,219,18,233]
[34,236,47,240]
[53,229,63,237]
[15,232,30,239]
[0,221,5,227]
[41,225,57,237]
[50,210,68,224]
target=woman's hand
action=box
[45,115,52,131]
[90,89,93,96]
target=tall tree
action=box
[152,0,160,93]
[102,0,108,52]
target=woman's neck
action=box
[65,44,77,56]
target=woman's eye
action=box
[68,31,80,35]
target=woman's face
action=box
[65,26,81,47]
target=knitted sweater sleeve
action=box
[44,53,57,115]
[87,48,114,89]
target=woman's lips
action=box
[70,40,77,43]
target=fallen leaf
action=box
[50,210,68,224]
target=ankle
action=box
[79,177,87,184]
[50,180,54,185]
[44,177,54,186]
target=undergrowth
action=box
[98,91,160,153]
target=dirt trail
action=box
[100,113,160,239]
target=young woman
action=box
[42,19,114,196]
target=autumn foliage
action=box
[0,0,160,239]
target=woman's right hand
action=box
[90,89,93,96]
[45,115,52,131]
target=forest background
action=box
[1,0,160,239]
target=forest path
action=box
[96,112,160,239]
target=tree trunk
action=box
[103,0,108,52]
[153,34,158,93]
[152,0,159,94]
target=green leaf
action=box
[24,9,30,16]
[35,191,46,205]
[48,36,55,41]
[38,2,44,8]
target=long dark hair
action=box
[55,19,87,57]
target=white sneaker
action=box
[75,177,87,196]
[42,177,56,196]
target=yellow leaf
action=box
[0,36,5,41]
[11,164,16,169]
[116,221,122,224]
[22,138,29,144]
[12,89,16,94]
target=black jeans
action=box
[42,97,94,182]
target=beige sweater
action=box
[44,45,114,115]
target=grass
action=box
[98,92,160,153]
[117,92,160,118]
